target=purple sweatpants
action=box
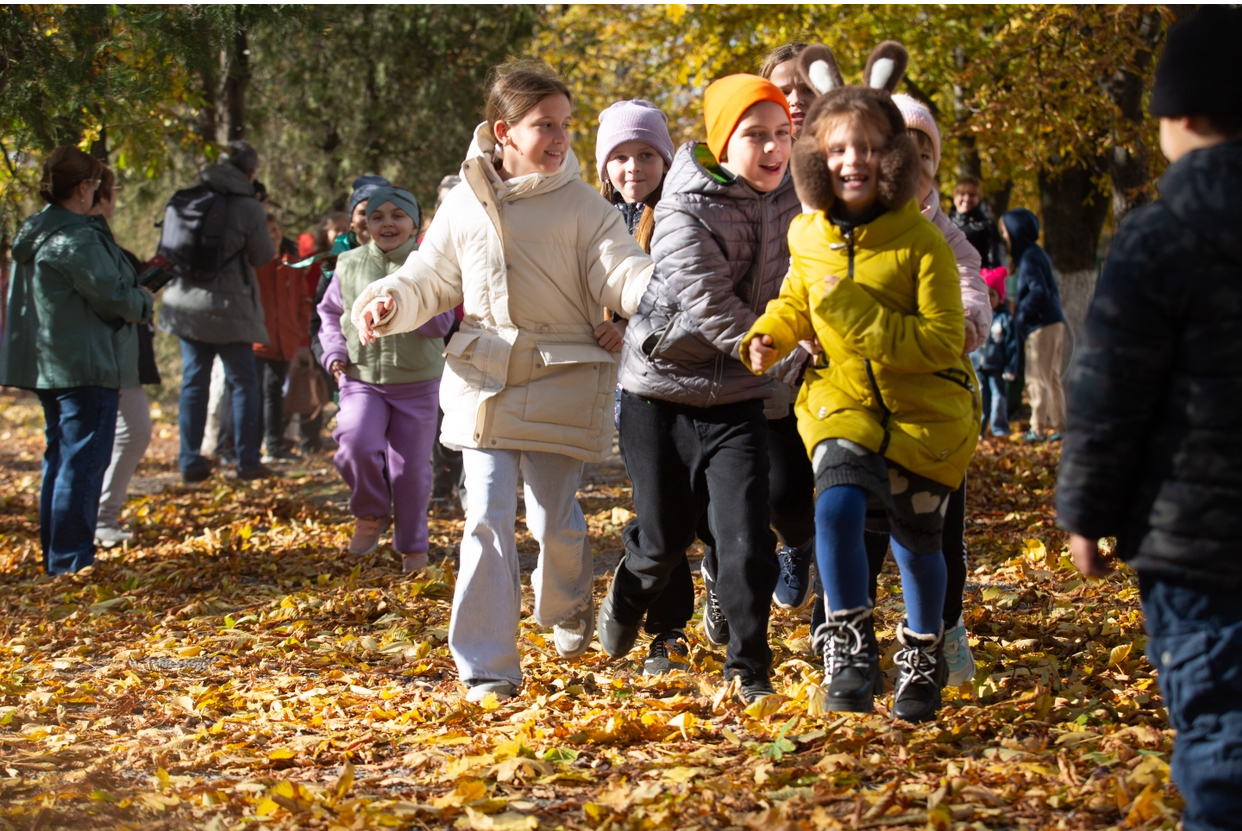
[333,376,440,554]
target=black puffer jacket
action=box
[1056,139,1242,588]
[619,142,801,407]
[950,205,1002,270]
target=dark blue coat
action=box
[976,304,1018,376]
[1003,209,1065,341]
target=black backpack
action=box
[156,184,242,283]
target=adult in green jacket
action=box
[0,146,153,575]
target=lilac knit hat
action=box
[594,100,675,182]
[892,94,940,172]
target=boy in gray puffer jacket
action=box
[598,74,801,702]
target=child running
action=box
[596,74,801,703]
[744,42,979,722]
[594,99,698,676]
[353,61,653,703]
[318,187,454,572]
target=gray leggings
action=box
[96,386,152,529]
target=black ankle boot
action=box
[891,622,946,723]
[812,606,882,712]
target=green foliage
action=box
[247,5,540,228]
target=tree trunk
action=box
[196,62,218,148]
[1103,10,1163,226]
[220,19,250,142]
[1038,155,1109,363]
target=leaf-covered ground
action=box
[0,389,1180,830]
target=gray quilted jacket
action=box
[619,142,801,408]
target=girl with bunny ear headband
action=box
[741,40,980,726]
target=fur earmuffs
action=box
[790,41,921,215]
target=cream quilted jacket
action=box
[352,122,654,461]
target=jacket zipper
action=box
[843,228,894,456]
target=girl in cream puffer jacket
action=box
[351,63,653,701]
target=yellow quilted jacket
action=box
[742,200,980,487]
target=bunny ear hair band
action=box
[796,40,910,97]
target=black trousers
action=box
[614,391,778,678]
[255,357,290,452]
[641,410,816,636]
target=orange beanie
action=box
[703,74,792,161]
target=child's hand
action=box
[358,295,395,344]
[1069,534,1114,578]
[329,360,347,382]
[823,274,843,290]
[1002,372,1015,382]
[593,319,627,353]
[749,334,778,371]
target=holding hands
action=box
[358,295,395,344]
[749,334,778,372]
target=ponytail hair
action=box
[39,146,104,205]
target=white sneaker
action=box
[465,680,516,703]
[95,526,132,548]
[942,616,977,686]
[553,598,594,659]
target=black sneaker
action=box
[237,464,277,481]
[596,577,641,658]
[891,622,945,723]
[813,605,882,712]
[701,563,729,647]
[182,461,213,483]
[724,668,776,703]
[643,630,690,676]
[261,446,298,463]
[772,543,814,609]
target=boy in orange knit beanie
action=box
[598,75,802,704]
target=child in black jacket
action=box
[971,267,1018,437]
[1056,8,1242,829]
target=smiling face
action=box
[495,93,572,180]
[822,115,887,217]
[953,182,981,215]
[605,140,666,204]
[720,101,792,193]
[367,201,416,252]
[351,200,371,244]
[767,60,816,138]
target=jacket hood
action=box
[1001,208,1041,262]
[663,141,790,202]
[199,162,256,196]
[11,205,90,264]
[1158,138,1242,265]
[463,121,581,203]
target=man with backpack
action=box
[158,140,275,482]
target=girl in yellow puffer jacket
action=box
[743,42,979,724]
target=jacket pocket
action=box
[525,342,615,431]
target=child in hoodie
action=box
[745,43,978,723]
[353,61,653,704]
[1057,9,1242,825]
[596,75,801,703]
[972,267,1017,438]
[1000,208,1066,442]
[317,187,455,572]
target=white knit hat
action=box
[594,100,675,182]
[891,94,940,172]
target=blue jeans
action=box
[37,387,119,575]
[178,338,261,474]
[1141,574,1242,830]
[978,371,1009,436]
